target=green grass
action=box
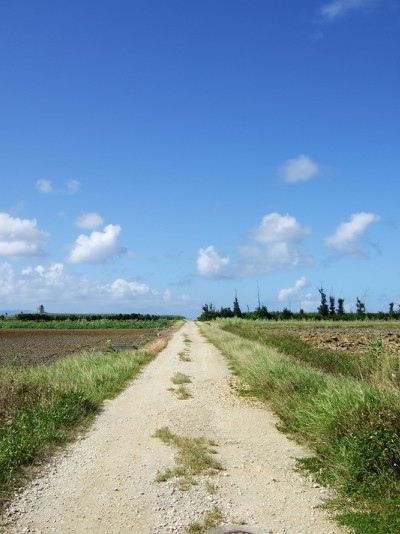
[154,427,223,489]
[186,507,224,533]
[171,372,192,385]
[169,384,192,400]
[198,319,400,534]
[0,318,176,329]
[0,348,155,503]
[179,351,192,362]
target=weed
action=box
[187,507,223,533]
[171,372,191,385]
[179,351,192,362]
[205,481,217,494]
[169,385,192,400]
[154,427,223,488]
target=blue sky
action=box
[1,0,399,318]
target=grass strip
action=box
[171,372,191,385]
[154,427,222,488]
[199,320,400,534]
[0,348,155,503]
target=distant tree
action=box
[198,303,217,321]
[281,307,293,320]
[233,292,242,317]
[318,288,329,317]
[356,297,365,316]
[337,298,345,315]
[329,296,336,317]
[219,306,234,318]
[389,302,395,316]
[255,305,271,319]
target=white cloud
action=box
[197,246,230,278]
[35,179,80,195]
[0,212,49,259]
[197,213,312,279]
[75,212,104,230]
[163,288,172,302]
[0,262,180,312]
[325,212,380,256]
[278,276,308,301]
[106,278,150,297]
[250,213,311,244]
[67,224,126,263]
[36,179,53,194]
[319,0,375,22]
[279,155,320,183]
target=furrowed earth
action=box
[0,328,169,368]
[1,325,399,368]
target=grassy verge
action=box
[0,347,156,505]
[198,320,400,534]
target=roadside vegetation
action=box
[0,312,181,330]
[154,426,223,490]
[198,319,400,534]
[169,372,192,399]
[186,507,224,533]
[0,316,178,507]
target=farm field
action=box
[0,328,169,368]
[283,325,400,358]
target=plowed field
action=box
[291,327,400,358]
[0,328,166,368]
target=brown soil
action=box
[290,327,400,358]
[0,328,170,368]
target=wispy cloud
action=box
[0,212,49,260]
[66,224,127,263]
[319,0,376,22]
[66,179,80,194]
[325,212,380,256]
[35,179,81,195]
[75,212,104,230]
[279,155,320,183]
[36,179,53,194]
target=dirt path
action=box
[1,322,345,533]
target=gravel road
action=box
[1,321,346,534]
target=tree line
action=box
[198,288,400,321]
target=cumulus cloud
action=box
[279,155,320,183]
[278,276,308,302]
[250,213,311,244]
[0,262,179,312]
[75,212,104,230]
[0,212,49,259]
[66,224,126,263]
[106,278,150,297]
[197,246,230,278]
[325,212,380,256]
[36,179,53,194]
[319,0,375,22]
[197,213,312,279]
